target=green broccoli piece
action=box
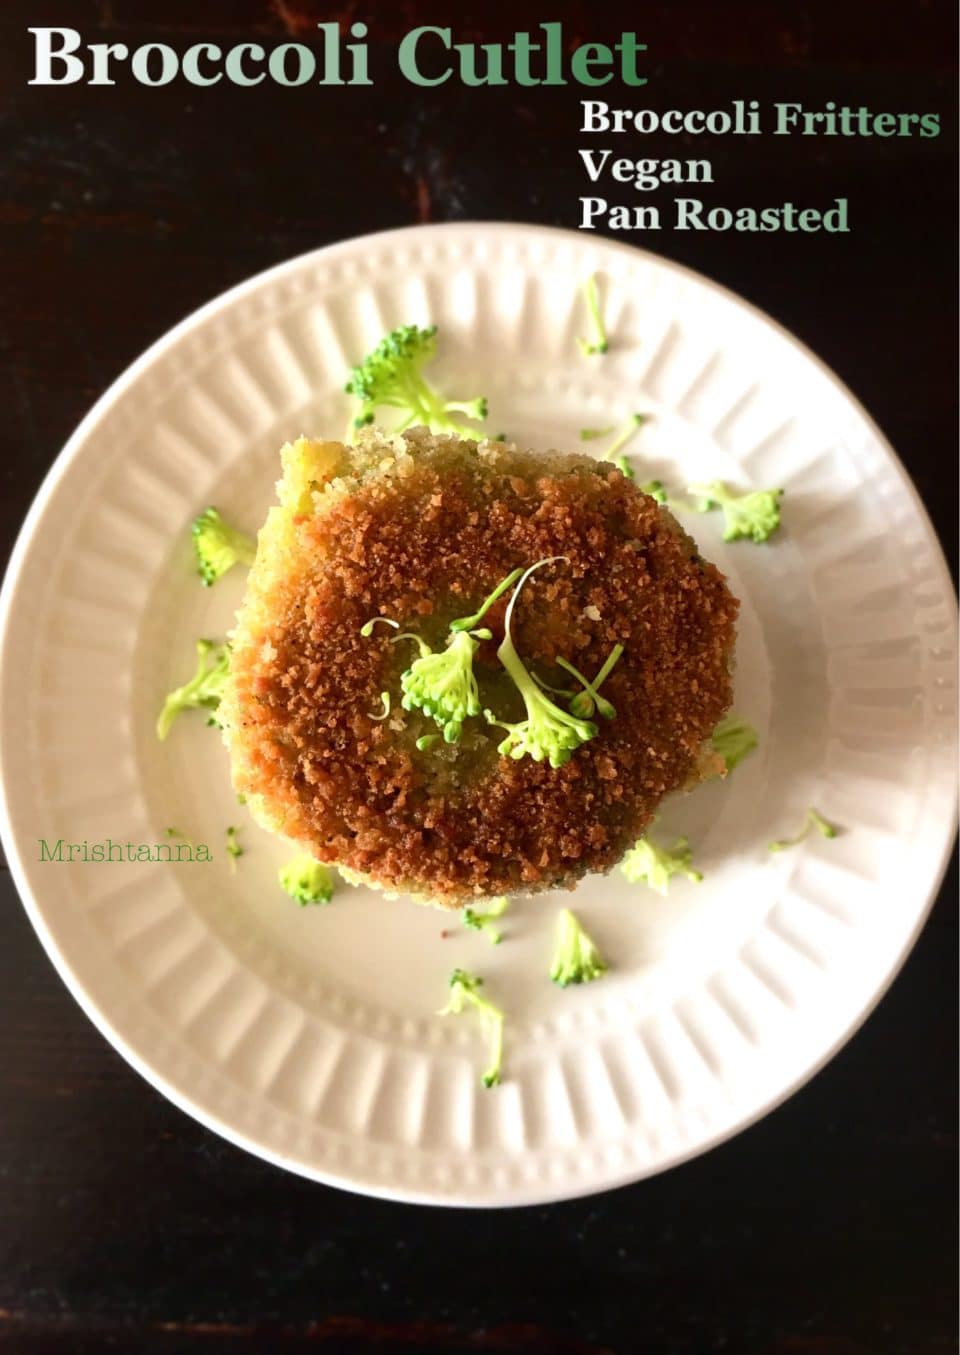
[400,630,486,743]
[390,569,523,744]
[639,478,668,505]
[769,808,838,853]
[156,639,231,740]
[577,274,608,355]
[604,413,648,461]
[606,453,669,502]
[549,908,608,987]
[484,558,598,768]
[462,896,509,945]
[621,827,703,895]
[711,713,759,772]
[556,643,624,720]
[610,453,635,479]
[278,853,335,905]
[225,825,243,873]
[191,508,256,586]
[688,481,784,543]
[447,568,523,634]
[438,968,505,1088]
[345,324,487,438]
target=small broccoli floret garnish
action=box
[621,826,703,895]
[191,507,256,586]
[610,453,635,479]
[462,896,509,945]
[400,630,486,743]
[604,413,648,460]
[577,274,609,355]
[549,908,608,987]
[448,568,523,634]
[769,808,838,853]
[639,478,668,505]
[607,455,668,503]
[345,324,487,438]
[556,643,624,720]
[278,853,335,905]
[485,558,598,768]
[390,569,523,745]
[225,825,243,872]
[688,481,784,543]
[438,968,505,1088]
[711,713,759,773]
[580,425,615,441]
[156,639,231,740]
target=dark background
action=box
[0,2,956,1352]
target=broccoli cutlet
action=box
[220,428,738,905]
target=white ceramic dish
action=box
[0,223,956,1206]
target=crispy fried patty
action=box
[222,429,739,903]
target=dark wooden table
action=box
[1,3,956,1352]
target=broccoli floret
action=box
[769,808,838,853]
[279,853,335,905]
[345,324,487,438]
[607,454,669,503]
[577,274,608,355]
[549,908,608,987]
[711,713,759,772]
[639,478,668,505]
[688,481,784,543]
[621,827,703,894]
[610,453,635,479]
[400,630,485,743]
[556,644,623,721]
[384,569,523,744]
[602,414,648,464]
[462,896,509,945]
[191,508,256,586]
[484,558,598,768]
[156,639,231,740]
[438,968,505,1087]
[225,825,242,872]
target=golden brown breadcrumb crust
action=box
[224,431,738,903]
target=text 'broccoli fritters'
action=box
[220,429,739,904]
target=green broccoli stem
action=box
[482,1013,504,1088]
[394,373,483,439]
[557,643,624,720]
[449,567,523,633]
[605,414,647,460]
[769,808,838,852]
[577,274,608,356]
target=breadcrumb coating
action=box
[221,428,738,904]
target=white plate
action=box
[1,224,956,1206]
